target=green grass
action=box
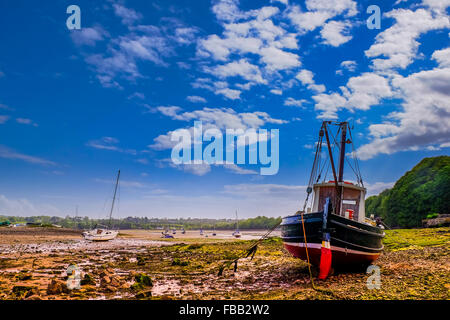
[383,227,450,251]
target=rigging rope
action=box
[299,211,317,290]
[217,222,281,276]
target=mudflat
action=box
[0,227,448,300]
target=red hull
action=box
[284,242,380,267]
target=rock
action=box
[131,273,152,292]
[105,285,117,292]
[47,279,69,295]
[137,256,146,266]
[82,285,96,292]
[134,273,152,287]
[110,277,122,287]
[15,273,32,281]
[135,289,152,299]
[131,282,143,291]
[172,258,189,266]
[25,294,41,300]
[100,275,111,286]
[422,214,450,228]
[12,285,39,298]
[80,273,95,286]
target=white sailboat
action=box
[83,170,120,241]
[232,210,241,238]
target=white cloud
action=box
[0,145,56,166]
[174,27,200,45]
[284,97,306,107]
[72,4,198,88]
[211,0,251,23]
[312,72,393,118]
[86,137,136,155]
[197,0,303,90]
[205,59,266,84]
[154,106,286,131]
[0,194,61,216]
[191,78,243,100]
[312,93,347,119]
[95,178,146,188]
[432,47,450,67]
[320,20,353,47]
[16,118,38,126]
[0,115,9,124]
[336,60,357,74]
[342,73,393,111]
[365,181,396,196]
[270,89,283,95]
[365,8,450,71]
[222,183,305,198]
[113,3,142,26]
[70,26,107,46]
[259,46,301,71]
[357,66,450,160]
[186,96,207,103]
[158,158,257,176]
[149,106,287,151]
[128,92,145,100]
[223,164,258,175]
[155,106,183,118]
[288,0,357,32]
[271,0,288,5]
[216,88,242,100]
[296,69,314,84]
[296,69,326,93]
[197,34,262,61]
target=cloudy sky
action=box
[0,0,448,219]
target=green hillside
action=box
[366,156,450,228]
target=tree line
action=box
[0,214,282,230]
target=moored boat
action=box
[83,227,119,241]
[232,210,241,238]
[83,170,121,242]
[281,121,384,271]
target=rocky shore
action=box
[0,227,448,300]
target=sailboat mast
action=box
[338,122,347,182]
[235,210,239,230]
[108,170,120,228]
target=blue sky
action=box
[0,0,448,219]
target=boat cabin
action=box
[311,181,366,223]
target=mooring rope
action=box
[378,221,418,248]
[299,211,317,290]
[217,222,281,276]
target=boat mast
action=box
[336,122,348,216]
[338,122,347,183]
[323,122,339,199]
[235,210,239,231]
[108,170,120,228]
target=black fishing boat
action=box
[281,121,384,272]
